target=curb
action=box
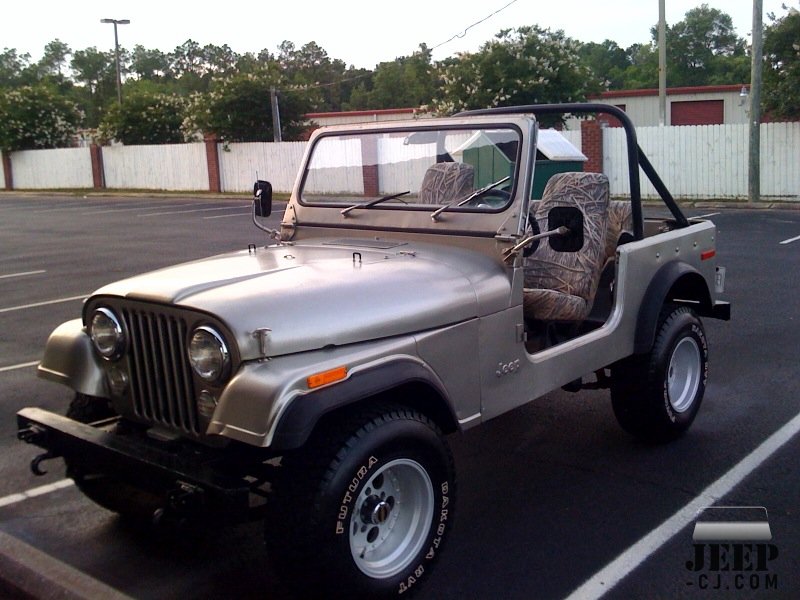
[1,190,797,209]
[0,530,133,600]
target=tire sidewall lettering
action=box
[400,479,452,596]
[336,455,379,535]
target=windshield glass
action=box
[300,126,521,212]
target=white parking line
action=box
[0,295,86,314]
[84,203,192,215]
[0,479,74,509]
[138,205,249,217]
[0,361,39,373]
[32,204,105,214]
[0,269,46,280]
[779,234,800,245]
[564,409,800,600]
[203,211,251,219]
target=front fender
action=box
[37,319,108,397]
[207,337,455,450]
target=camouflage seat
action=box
[523,172,610,322]
[605,200,633,261]
[418,162,475,205]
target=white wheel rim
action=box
[667,337,701,413]
[349,458,434,579]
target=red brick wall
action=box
[2,151,12,190]
[360,135,379,197]
[205,135,221,193]
[581,120,603,174]
[89,144,105,189]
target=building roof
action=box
[594,84,749,100]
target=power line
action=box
[278,0,521,93]
[430,0,520,52]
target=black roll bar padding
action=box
[636,145,690,228]
[455,103,690,240]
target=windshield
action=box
[300,126,521,213]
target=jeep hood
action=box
[92,239,511,359]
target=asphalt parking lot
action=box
[1,194,799,599]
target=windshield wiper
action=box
[430,176,511,222]
[341,191,410,216]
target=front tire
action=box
[267,405,455,599]
[611,306,708,442]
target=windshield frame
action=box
[297,123,524,217]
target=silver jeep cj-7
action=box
[18,104,729,599]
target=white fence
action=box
[3,123,798,200]
[605,122,800,200]
[102,143,208,191]
[219,141,307,193]
[10,147,94,189]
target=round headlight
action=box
[188,326,230,383]
[90,308,125,360]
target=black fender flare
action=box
[271,359,458,450]
[634,261,712,354]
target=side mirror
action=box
[547,206,584,252]
[253,180,272,218]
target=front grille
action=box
[120,307,200,435]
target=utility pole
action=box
[748,0,763,202]
[100,18,130,104]
[270,87,282,143]
[658,0,667,126]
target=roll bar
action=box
[456,103,690,240]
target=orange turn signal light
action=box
[307,366,348,389]
[701,249,716,261]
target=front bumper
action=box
[17,408,254,521]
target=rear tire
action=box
[611,306,708,442]
[267,405,455,599]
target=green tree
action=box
[130,45,172,80]
[617,5,749,90]
[0,48,42,88]
[186,72,312,142]
[98,91,187,145]
[39,39,72,77]
[70,47,116,126]
[363,44,435,109]
[278,40,354,111]
[666,4,748,86]
[0,84,82,151]
[763,5,800,119]
[620,43,659,89]
[0,48,29,87]
[434,26,592,114]
[579,40,630,91]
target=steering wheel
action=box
[472,188,511,209]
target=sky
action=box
[1,0,794,70]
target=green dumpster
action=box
[530,130,587,199]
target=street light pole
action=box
[100,18,130,104]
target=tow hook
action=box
[18,425,61,476]
[30,451,61,476]
[152,482,205,526]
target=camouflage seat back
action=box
[418,162,475,205]
[605,200,633,261]
[523,172,610,322]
